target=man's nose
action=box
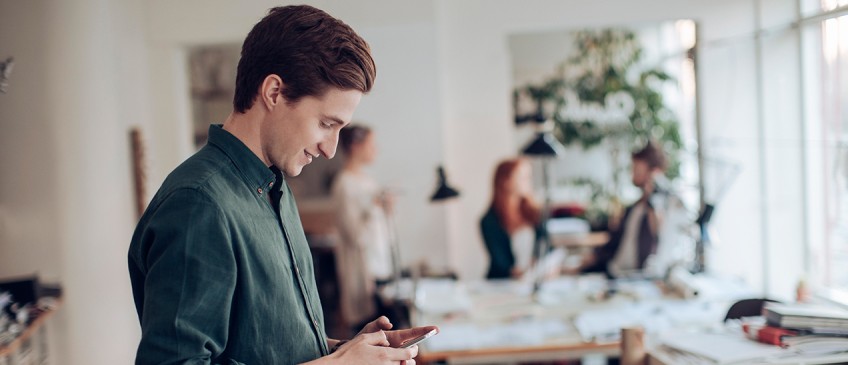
[319,132,338,159]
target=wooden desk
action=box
[419,340,618,364]
[412,276,747,365]
[647,337,848,365]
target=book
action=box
[782,335,848,354]
[764,303,848,330]
[658,330,791,364]
[757,326,798,346]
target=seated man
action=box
[577,141,677,278]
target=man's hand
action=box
[330,330,418,365]
[356,316,393,337]
[357,316,439,348]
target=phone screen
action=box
[398,329,438,348]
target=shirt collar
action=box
[206,124,278,196]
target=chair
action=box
[723,298,780,322]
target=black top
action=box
[583,201,658,278]
[479,207,544,279]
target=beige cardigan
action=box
[330,171,392,327]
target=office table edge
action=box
[417,340,620,362]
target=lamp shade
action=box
[522,131,565,157]
[430,166,460,202]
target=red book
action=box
[757,326,798,346]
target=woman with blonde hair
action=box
[480,157,543,279]
[331,124,393,331]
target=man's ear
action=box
[260,74,284,111]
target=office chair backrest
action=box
[723,298,780,322]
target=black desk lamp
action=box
[430,166,460,202]
[522,130,565,291]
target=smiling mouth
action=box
[304,151,318,164]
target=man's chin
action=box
[280,164,304,177]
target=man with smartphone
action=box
[128,5,436,365]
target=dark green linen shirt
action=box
[129,125,329,365]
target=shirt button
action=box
[268,182,273,187]
[312,318,319,328]
[257,188,263,194]
[295,266,300,275]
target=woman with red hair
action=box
[480,158,543,279]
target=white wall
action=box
[0,0,61,281]
[1,0,147,363]
[0,2,63,361]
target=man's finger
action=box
[364,330,390,347]
[385,326,438,347]
[374,316,393,330]
[379,346,417,361]
[395,326,439,340]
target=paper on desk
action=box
[574,304,668,342]
[379,278,414,301]
[536,275,609,305]
[521,248,566,285]
[425,319,572,352]
[658,330,791,364]
[573,300,722,342]
[547,217,590,234]
[414,278,472,314]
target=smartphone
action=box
[398,329,438,349]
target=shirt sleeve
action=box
[133,188,243,365]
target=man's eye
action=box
[321,121,332,128]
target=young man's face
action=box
[261,87,362,176]
[631,158,655,190]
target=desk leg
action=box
[620,327,646,365]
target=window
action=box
[801,1,848,300]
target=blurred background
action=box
[1,0,847,363]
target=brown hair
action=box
[632,140,667,171]
[339,124,372,154]
[490,158,541,234]
[233,5,377,113]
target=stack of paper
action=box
[782,335,848,355]
[657,330,792,364]
[425,319,572,352]
[764,303,848,330]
